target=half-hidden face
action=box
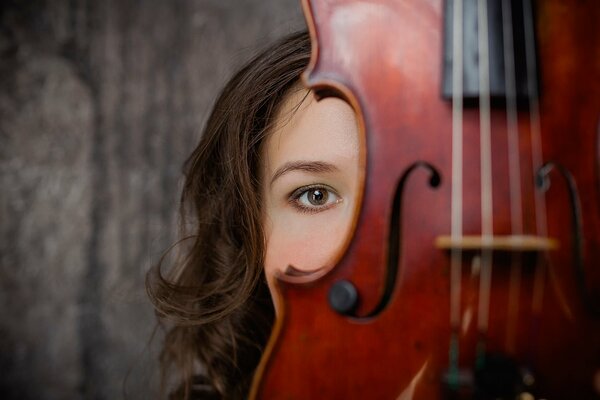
[261,89,360,304]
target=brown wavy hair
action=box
[146,31,311,399]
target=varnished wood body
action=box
[251,0,600,398]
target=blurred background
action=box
[0,0,305,398]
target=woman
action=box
[147,30,360,399]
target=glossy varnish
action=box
[252,0,600,398]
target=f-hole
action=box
[537,161,600,318]
[329,162,441,318]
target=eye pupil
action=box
[308,189,327,205]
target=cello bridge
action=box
[435,234,559,252]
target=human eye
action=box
[288,184,342,214]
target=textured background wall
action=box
[0,1,304,399]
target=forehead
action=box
[263,90,359,170]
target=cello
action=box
[251,0,600,398]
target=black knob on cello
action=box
[328,280,359,315]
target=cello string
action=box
[501,0,523,354]
[449,0,464,383]
[502,0,524,239]
[476,0,494,342]
[523,0,548,313]
[450,0,464,331]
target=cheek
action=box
[263,211,353,279]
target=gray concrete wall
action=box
[0,1,304,399]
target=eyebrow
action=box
[270,160,339,186]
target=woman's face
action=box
[261,89,361,298]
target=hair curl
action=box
[146,31,311,399]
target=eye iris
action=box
[308,189,327,205]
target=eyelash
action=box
[288,184,341,214]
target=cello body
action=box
[251,0,600,398]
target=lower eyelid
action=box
[292,201,338,214]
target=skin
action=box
[261,88,361,300]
